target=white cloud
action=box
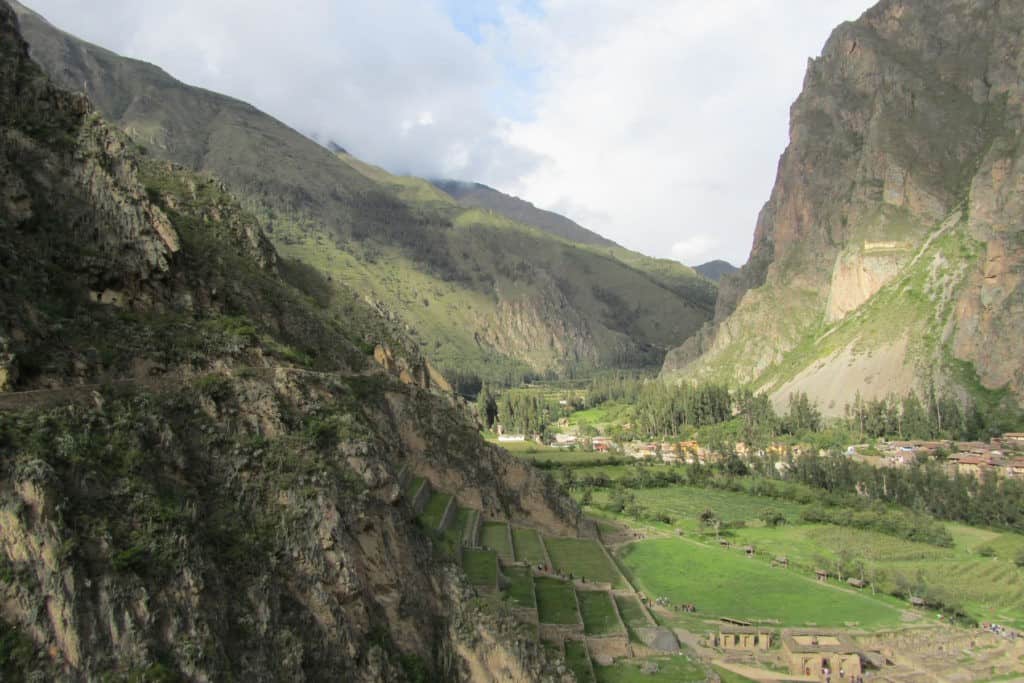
[23,0,874,266]
[671,235,720,264]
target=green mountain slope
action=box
[431,179,618,247]
[664,0,1024,424]
[0,3,577,678]
[693,259,738,283]
[12,0,715,389]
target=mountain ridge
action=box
[11,0,715,387]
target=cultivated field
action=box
[617,538,904,629]
[418,491,451,530]
[577,590,623,635]
[512,527,547,564]
[544,537,626,587]
[462,548,497,588]
[534,577,580,624]
[480,521,514,562]
[593,655,706,682]
[502,566,535,608]
[564,640,595,683]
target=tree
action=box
[698,508,721,539]
[759,509,786,528]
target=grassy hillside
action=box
[14,0,716,388]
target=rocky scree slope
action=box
[664,0,1024,420]
[11,0,715,384]
[0,3,578,680]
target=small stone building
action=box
[712,625,772,651]
[782,630,862,680]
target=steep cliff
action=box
[664,0,1024,420]
[0,3,577,680]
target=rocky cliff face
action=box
[665,0,1024,417]
[0,3,576,679]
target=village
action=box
[498,430,1024,481]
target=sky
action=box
[23,0,872,266]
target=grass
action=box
[713,665,758,683]
[594,655,706,682]
[418,492,452,531]
[618,538,904,629]
[512,527,547,565]
[563,640,594,683]
[513,450,627,465]
[543,537,625,588]
[585,483,808,531]
[440,507,471,556]
[463,548,497,588]
[480,522,514,562]
[502,565,535,608]
[729,523,1024,627]
[614,595,650,628]
[534,577,580,624]
[577,590,623,635]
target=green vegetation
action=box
[480,522,514,562]
[462,549,497,588]
[511,527,547,564]
[404,476,425,500]
[543,538,625,587]
[440,508,472,556]
[594,656,706,682]
[502,566,536,608]
[577,590,623,635]
[563,640,594,683]
[614,595,650,629]
[618,538,904,629]
[534,577,580,624]
[418,492,452,531]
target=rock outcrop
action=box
[664,0,1024,417]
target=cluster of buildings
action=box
[847,434,1024,480]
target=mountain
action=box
[693,260,738,283]
[431,179,618,248]
[0,2,577,679]
[11,0,716,389]
[663,0,1024,425]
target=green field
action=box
[618,538,903,629]
[534,577,580,624]
[594,655,706,682]
[503,566,536,608]
[440,507,471,556]
[418,492,452,531]
[463,548,497,588]
[544,537,625,587]
[512,527,547,564]
[586,484,807,531]
[480,522,514,562]
[614,595,650,628]
[729,523,1024,627]
[564,640,594,683]
[514,451,628,465]
[577,590,623,635]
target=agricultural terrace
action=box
[613,595,650,637]
[403,475,424,499]
[618,538,904,629]
[564,640,595,683]
[462,548,497,588]
[512,527,547,564]
[502,566,535,608]
[418,491,451,530]
[480,522,514,562]
[439,507,471,555]
[577,590,623,635]
[534,577,580,624]
[544,537,626,587]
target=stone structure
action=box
[782,630,862,681]
[712,625,772,651]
